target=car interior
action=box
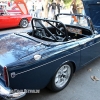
[28,18,92,42]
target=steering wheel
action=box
[56,23,69,41]
[56,23,65,36]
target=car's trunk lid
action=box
[82,0,100,33]
[0,33,45,66]
[14,0,29,15]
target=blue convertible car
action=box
[0,6,100,100]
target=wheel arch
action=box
[50,60,76,82]
[61,60,76,73]
[19,18,28,24]
[47,60,76,91]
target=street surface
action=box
[0,23,32,35]
[20,58,100,100]
[0,9,100,100]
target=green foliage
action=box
[63,0,72,8]
[63,0,80,8]
[63,0,71,4]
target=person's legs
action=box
[29,9,33,16]
[58,9,60,14]
[51,9,55,19]
[34,10,38,17]
[37,9,42,18]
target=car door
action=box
[0,15,11,29]
[8,14,19,27]
[0,14,19,29]
[79,37,94,66]
[79,34,100,66]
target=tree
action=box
[43,0,48,18]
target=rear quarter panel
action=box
[17,14,32,22]
[9,14,32,26]
[7,41,81,89]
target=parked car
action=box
[0,12,100,99]
[0,0,32,29]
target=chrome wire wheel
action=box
[54,64,71,88]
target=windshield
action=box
[55,14,90,29]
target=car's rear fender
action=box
[7,47,80,90]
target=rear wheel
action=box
[19,19,28,28]
[48,62,73,92]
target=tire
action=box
[47,62,73,92]
[19,19,28,28]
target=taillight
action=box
[3,66,9,86]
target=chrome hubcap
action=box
[55,64,71,88]
[22,20,28,27]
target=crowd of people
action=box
[0,0,84,19]
[70,0,85,24]
[26,0,65,19]
[26,0,84,19]
[70,0,84,15]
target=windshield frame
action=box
[55,13,95,34]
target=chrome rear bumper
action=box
[0,81,26,100]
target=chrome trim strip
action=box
[15,49,81,76]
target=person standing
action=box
[77,0,85,15]
[56,0,61,14]
[70,0,78,24]
[8,1,10,7]
[34,0,43,18]
[70,0,77,14]
[50,0,57,19]
[26,0,33,16]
